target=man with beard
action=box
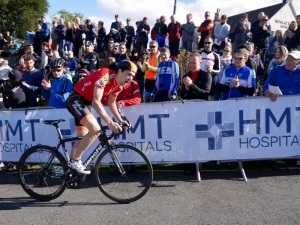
[22,55,44,107]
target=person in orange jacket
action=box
[198,11,214,49]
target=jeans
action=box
[169,42,179,57]
[58,39,65,57]
[137,81,145,103]
[156,34,165,48]
[181,40,192,52]
[64,41,73,52]
[97,41,105,54]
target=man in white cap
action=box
[263,50,300,169]
[263,50,300,102]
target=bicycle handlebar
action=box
[100,121,131,141]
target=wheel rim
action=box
[95,145,153,203]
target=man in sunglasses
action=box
[218,48,256,100]
[198,11,214,49]
[41,58,73,108]
[199,36,221,96]
[81,41,98,73]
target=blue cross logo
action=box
[195,112,234,150]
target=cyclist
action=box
[66,60,136,174]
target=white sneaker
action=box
[69,159,91,175]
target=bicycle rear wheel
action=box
[17,145,68,201]
[95,144,153,203]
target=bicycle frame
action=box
[52,123,115,169]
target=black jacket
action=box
[181,70,212,100]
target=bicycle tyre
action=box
[17,145,68,201]
[95,144,153,203]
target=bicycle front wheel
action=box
[95,144,153,203]
[17,145,68,201]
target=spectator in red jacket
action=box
[197,11,214,49]
[151,18,160,41]
[101,79,141,112]
[168,15,181,57]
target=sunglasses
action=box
[150,46,156,48]
[241,17,247,18]
[142,52,147,55]
[262,20,268,21]
[204,42,212,44]
[113,47,118,50]
[78,75,86,78]
[223,49,230,52]
[234,57,245,60]
[52,68,63,72]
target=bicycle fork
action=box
[109,148,126,176]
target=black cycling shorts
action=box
[66,91,94,129]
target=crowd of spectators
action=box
[1,11,300,171]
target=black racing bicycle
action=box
[17,119,153,203]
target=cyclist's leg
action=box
[66,91,99,174]
[72,117,101,159]
[70,126,88,158]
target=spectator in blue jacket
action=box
[66,51,78,77]
[39,16,50,43]
[263,50,300,101]
[41,58,73,108]
[153,47,179,102]
[218,48,256,99]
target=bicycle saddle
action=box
[43,119,66,126]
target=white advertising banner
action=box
[1,95,300,163]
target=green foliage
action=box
[175,49,191,98]
[0,0,49,39]
[51,9,85,25]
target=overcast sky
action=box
[48,0,299,31]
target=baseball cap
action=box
[113,42,120,48]
[85,19,91,24]
[78,68,90,76]
[126,18,131,22]
[9,70,22,82]
[205,11,210,16]
[143,17,148,20]
[85,41,93,46]
[118,60,137,74]
[221,14,227,20]
[288,50,300,60]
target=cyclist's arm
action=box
[91,87,115,126]
[107,93,123,122]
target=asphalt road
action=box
[1,168,300,224]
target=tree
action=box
[0,0,49,39]
[51,9,85,25]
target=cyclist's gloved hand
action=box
[108,122,123,134]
